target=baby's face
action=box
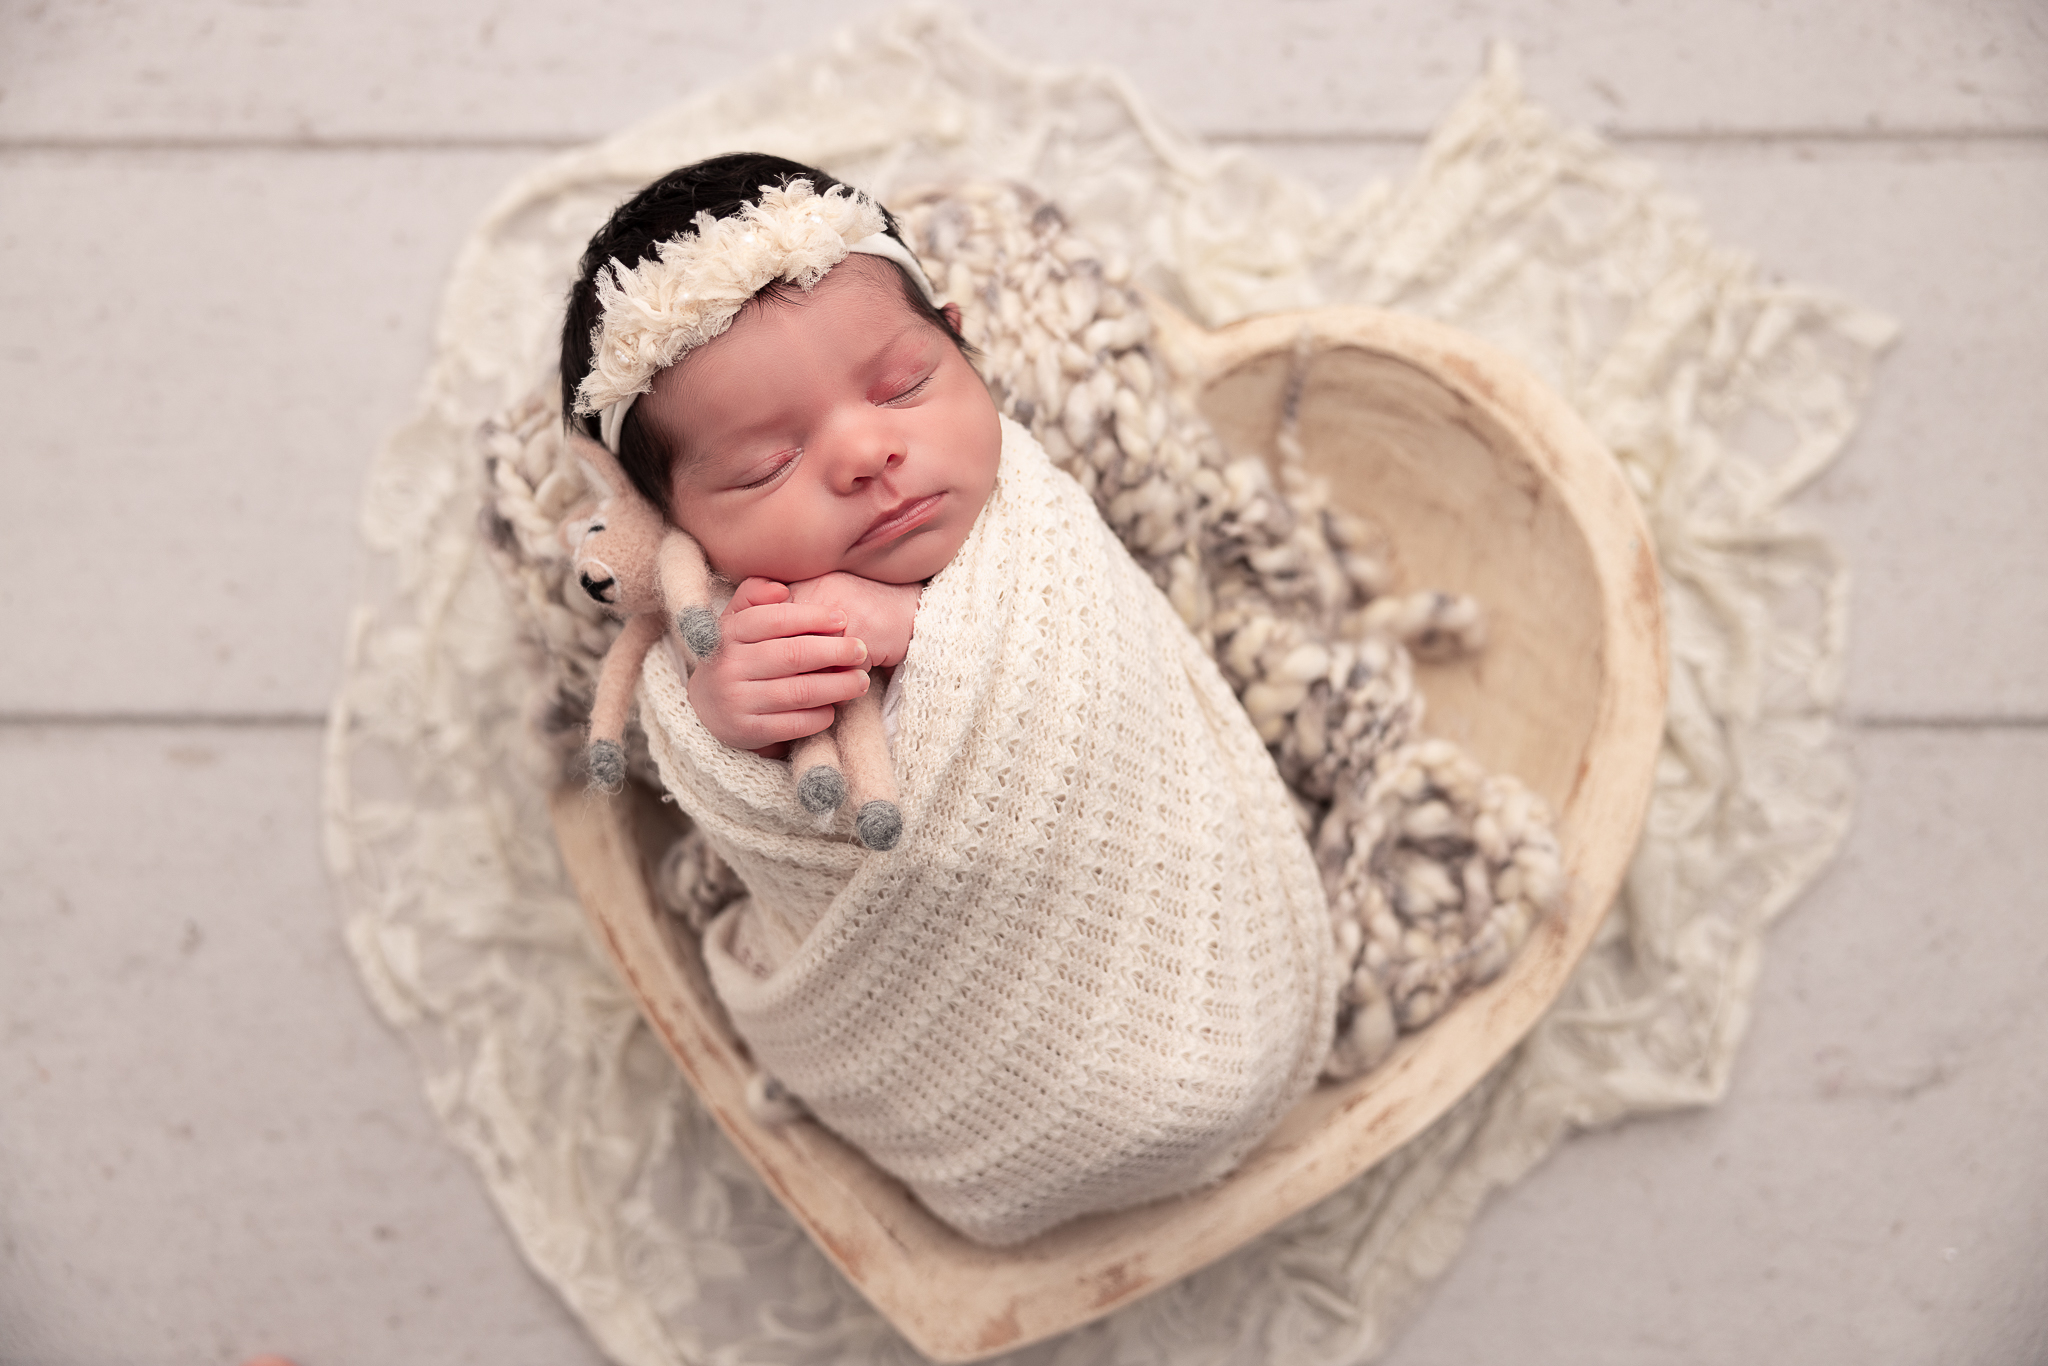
[641,256,1001,587]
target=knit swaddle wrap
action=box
[637,417,1337,1246]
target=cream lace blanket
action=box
[641,417,1334,1247]
[327,7,1893,1362]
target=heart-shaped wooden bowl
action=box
[551,305,1667,1362]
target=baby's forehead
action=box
[650,257,941,445]
[779,251,930,323]
[726,256,932,355]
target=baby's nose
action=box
[824,418,903,488]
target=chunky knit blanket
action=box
[638,417,1337,1246]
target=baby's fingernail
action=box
[855,639,868,663]
[830,610,848,629]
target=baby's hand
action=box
[786,572,923,669]
[687,577,872,754]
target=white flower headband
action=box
[573,178,942,453]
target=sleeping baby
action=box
[557,153,1338,1247]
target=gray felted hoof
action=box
[855,800,903,851]
[677,606,720,659]
[586,739,626,794]
[796,765,846,813]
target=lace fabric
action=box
[325,7,1892,1362]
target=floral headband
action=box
[573,178,942,453]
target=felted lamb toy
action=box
[566,434,903,851]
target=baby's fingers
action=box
[726,577,791,612]
[744,706,839,749]
[725,670,872,749]
[724,602,851,647]
[755,666,872,718]
[735,633,868,681]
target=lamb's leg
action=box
[835,675,901,851]
[586,613,665,793]
[788,724,847,815]
[657,531,720,659]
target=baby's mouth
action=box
[855,494,942,548]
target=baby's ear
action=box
[941,301,963,333]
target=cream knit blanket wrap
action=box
[637,416,1338,1247]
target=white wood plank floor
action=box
[2,4,2042,1363]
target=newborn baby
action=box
[560,153,1336,1246]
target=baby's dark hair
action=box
[559,152,969,518]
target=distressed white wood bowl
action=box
[551,304,1667,1362]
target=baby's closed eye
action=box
[881,374,931,405]
[734,450,800,490]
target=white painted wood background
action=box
[2,2,2043,1362]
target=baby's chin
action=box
[862,533,971,584]
[839,524,974,585]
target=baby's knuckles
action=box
[788,572,921,668]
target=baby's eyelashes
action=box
[736,452,799,490]
[881,375,932,405]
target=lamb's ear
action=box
[559,432,633,558]
[565,430,626,504]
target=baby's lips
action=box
[854,492,943,547]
